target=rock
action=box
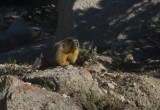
[0,75,82,110]
[84,61,107,73]
[97,55,112,64]
[0,64,32,76]
[81,68,93,80]
[117,74,160,109]
[154,71,160,78]
[101,88,108,94]
[107,82,115,89]
[23,65,103,98]
[62,94,69,98]
[104,72,119,78]
[117,33,127,41]
[0,13,42,50]
[6,16,41,43]
[132,83,136,87]
[124,53,135,62]
[109,91,126,102]
[135,96,151,109]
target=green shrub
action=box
[77,42,97,65]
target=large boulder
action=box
[23,65,103,99]
[0,75,82,110]
[5,16,41,46]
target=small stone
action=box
[133,83,136,85]
[111,81,117,86]
[151,84,155,88]
[102,88,108,94]
[62,94,68,98]
[124,53,134,62]
[110,91,126,102]
[132,83,136,87]
[42,88,46,90]
[100,73,105,77]
[25,82,31,85]
[66,65,73,70]
[11,93,15,99]
[107,83,115,89]
[85,62,107,73]
[117,33,127,40]
[104,72,117,77]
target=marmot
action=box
[41,37,79,67]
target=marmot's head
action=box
[65,37,79,49]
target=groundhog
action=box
[41,37,79,67]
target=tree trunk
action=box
[55,0,76,42]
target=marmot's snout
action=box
[74,41,79,48]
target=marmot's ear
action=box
[66,37,72,40]
[66,37,73,42]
